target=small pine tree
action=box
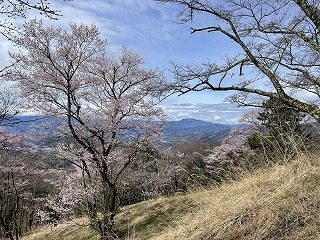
[257,98,307,137]
[250,98,311,161]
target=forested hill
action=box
[162,118,240,144]
[3,116,242,145]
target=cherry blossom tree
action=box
[204,128,252,181]
[0,0,73,76]
[0,0,73,123]
[5,20,167,239]
[0,156,39,240]
[0,128,57,240]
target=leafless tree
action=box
[0,0,71,39]
[0,87,20,126]
[157,0,320,122]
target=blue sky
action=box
[0,0,253,123]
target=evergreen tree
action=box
[249,98,311,161]
[257,98,307,137]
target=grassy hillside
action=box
[22,154,320,240]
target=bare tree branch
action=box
[157,0,320,121]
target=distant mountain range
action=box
[162,118,240,144]
[3,116,243,146]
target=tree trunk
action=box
[98,182,119,240]
[8,232,14,240]
[294,0,320,31]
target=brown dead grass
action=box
[146,155,320,240]
[21,217,99,240]
[21,154,320,240]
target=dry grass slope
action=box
[22,154,320,240]
[21,218,100,240]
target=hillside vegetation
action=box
[22,154,320,240]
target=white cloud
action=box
[0,0,250,123]
[161,101,253,123]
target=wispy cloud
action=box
[161,102,253,123]
[0,0,251,123]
